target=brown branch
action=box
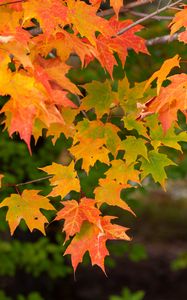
[0,175,52,190]
[98,0,156,17]
[117,0,183,36]
[0,0,25,7]
[129,10,173,20]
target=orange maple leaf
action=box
[65,217,130,273]
[55,198,101,240]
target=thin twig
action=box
[0,175,52,191]
[117,0,183,36]
[16,175,52,186]
[0,0,25,7]
[129,10,172,20]
[98,0,156,17]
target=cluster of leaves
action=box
[0,0,187,273]
[0,236,71,278]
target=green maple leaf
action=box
[146,115,187,150]
[118,76,156,115]
[139,150,176,188]
[81,80,116,118]
[123,115,148,137]
[121,136,148,165]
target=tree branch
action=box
[146,33,178,46]
[0,175,52,190]
[0,0,24,7]
[98,0,156,17]
[129,10,173,20]
[117,0,183,36]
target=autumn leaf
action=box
[123,115,148,138]
[65,217,130,272]
[140,74,187,132]
[110,0,123,16]
[81,80,117,118]
[170,6,187,43]
[118,76,153,115]
[74,119,121,155]
[95,18,148,76]
[70,138,110,172]
[67,0,114,45]
[0,190,55,235]
[41,162,80,198]
[55,198,100,240]
[94,178,135,214]
[144,55,180,94]
[23,0,68,35]
[145,114,187,151]
[105,159,140,185]
[139,150,176,188]
[120,136,148,165]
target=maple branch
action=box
[146,33,178,46]
[0,0,25,7]
[98,0,156,17]
[0,175,52,190]
[129,10,173,20]
[117,0,183,36]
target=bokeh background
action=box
[0,1,187,299]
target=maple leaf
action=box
[34,56,81,96]
[55,198,100,240]
[145,114,187,151]
[65,217,130,272]
[139,150,176,188]
[170,6,187,43]
[118,76,154,115]
[144,55,180,94]
[67,0,114,46]
[81,80,117,118]
[123,115,148,138]
[74,119,121,155]
[120,136,148,165]
[1,70,65,151]
[140,74,187,132]
[105,159,140,185]
[94,178,135,214]
[0,190,55,235]
[110,0,123,16]
[70,138,110,172]
[23,0,68,35]
[0,9,32,67]
[41,162,80,199]
[94,17,148,76]
[46,108,77,143]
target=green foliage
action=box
[171,252,187,271]
[0,236,71,278]
[109,288,145,300]
[0,291,44,300]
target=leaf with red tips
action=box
[55,198,101,240]
[95,17,148,76]
[65,217,130,273]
